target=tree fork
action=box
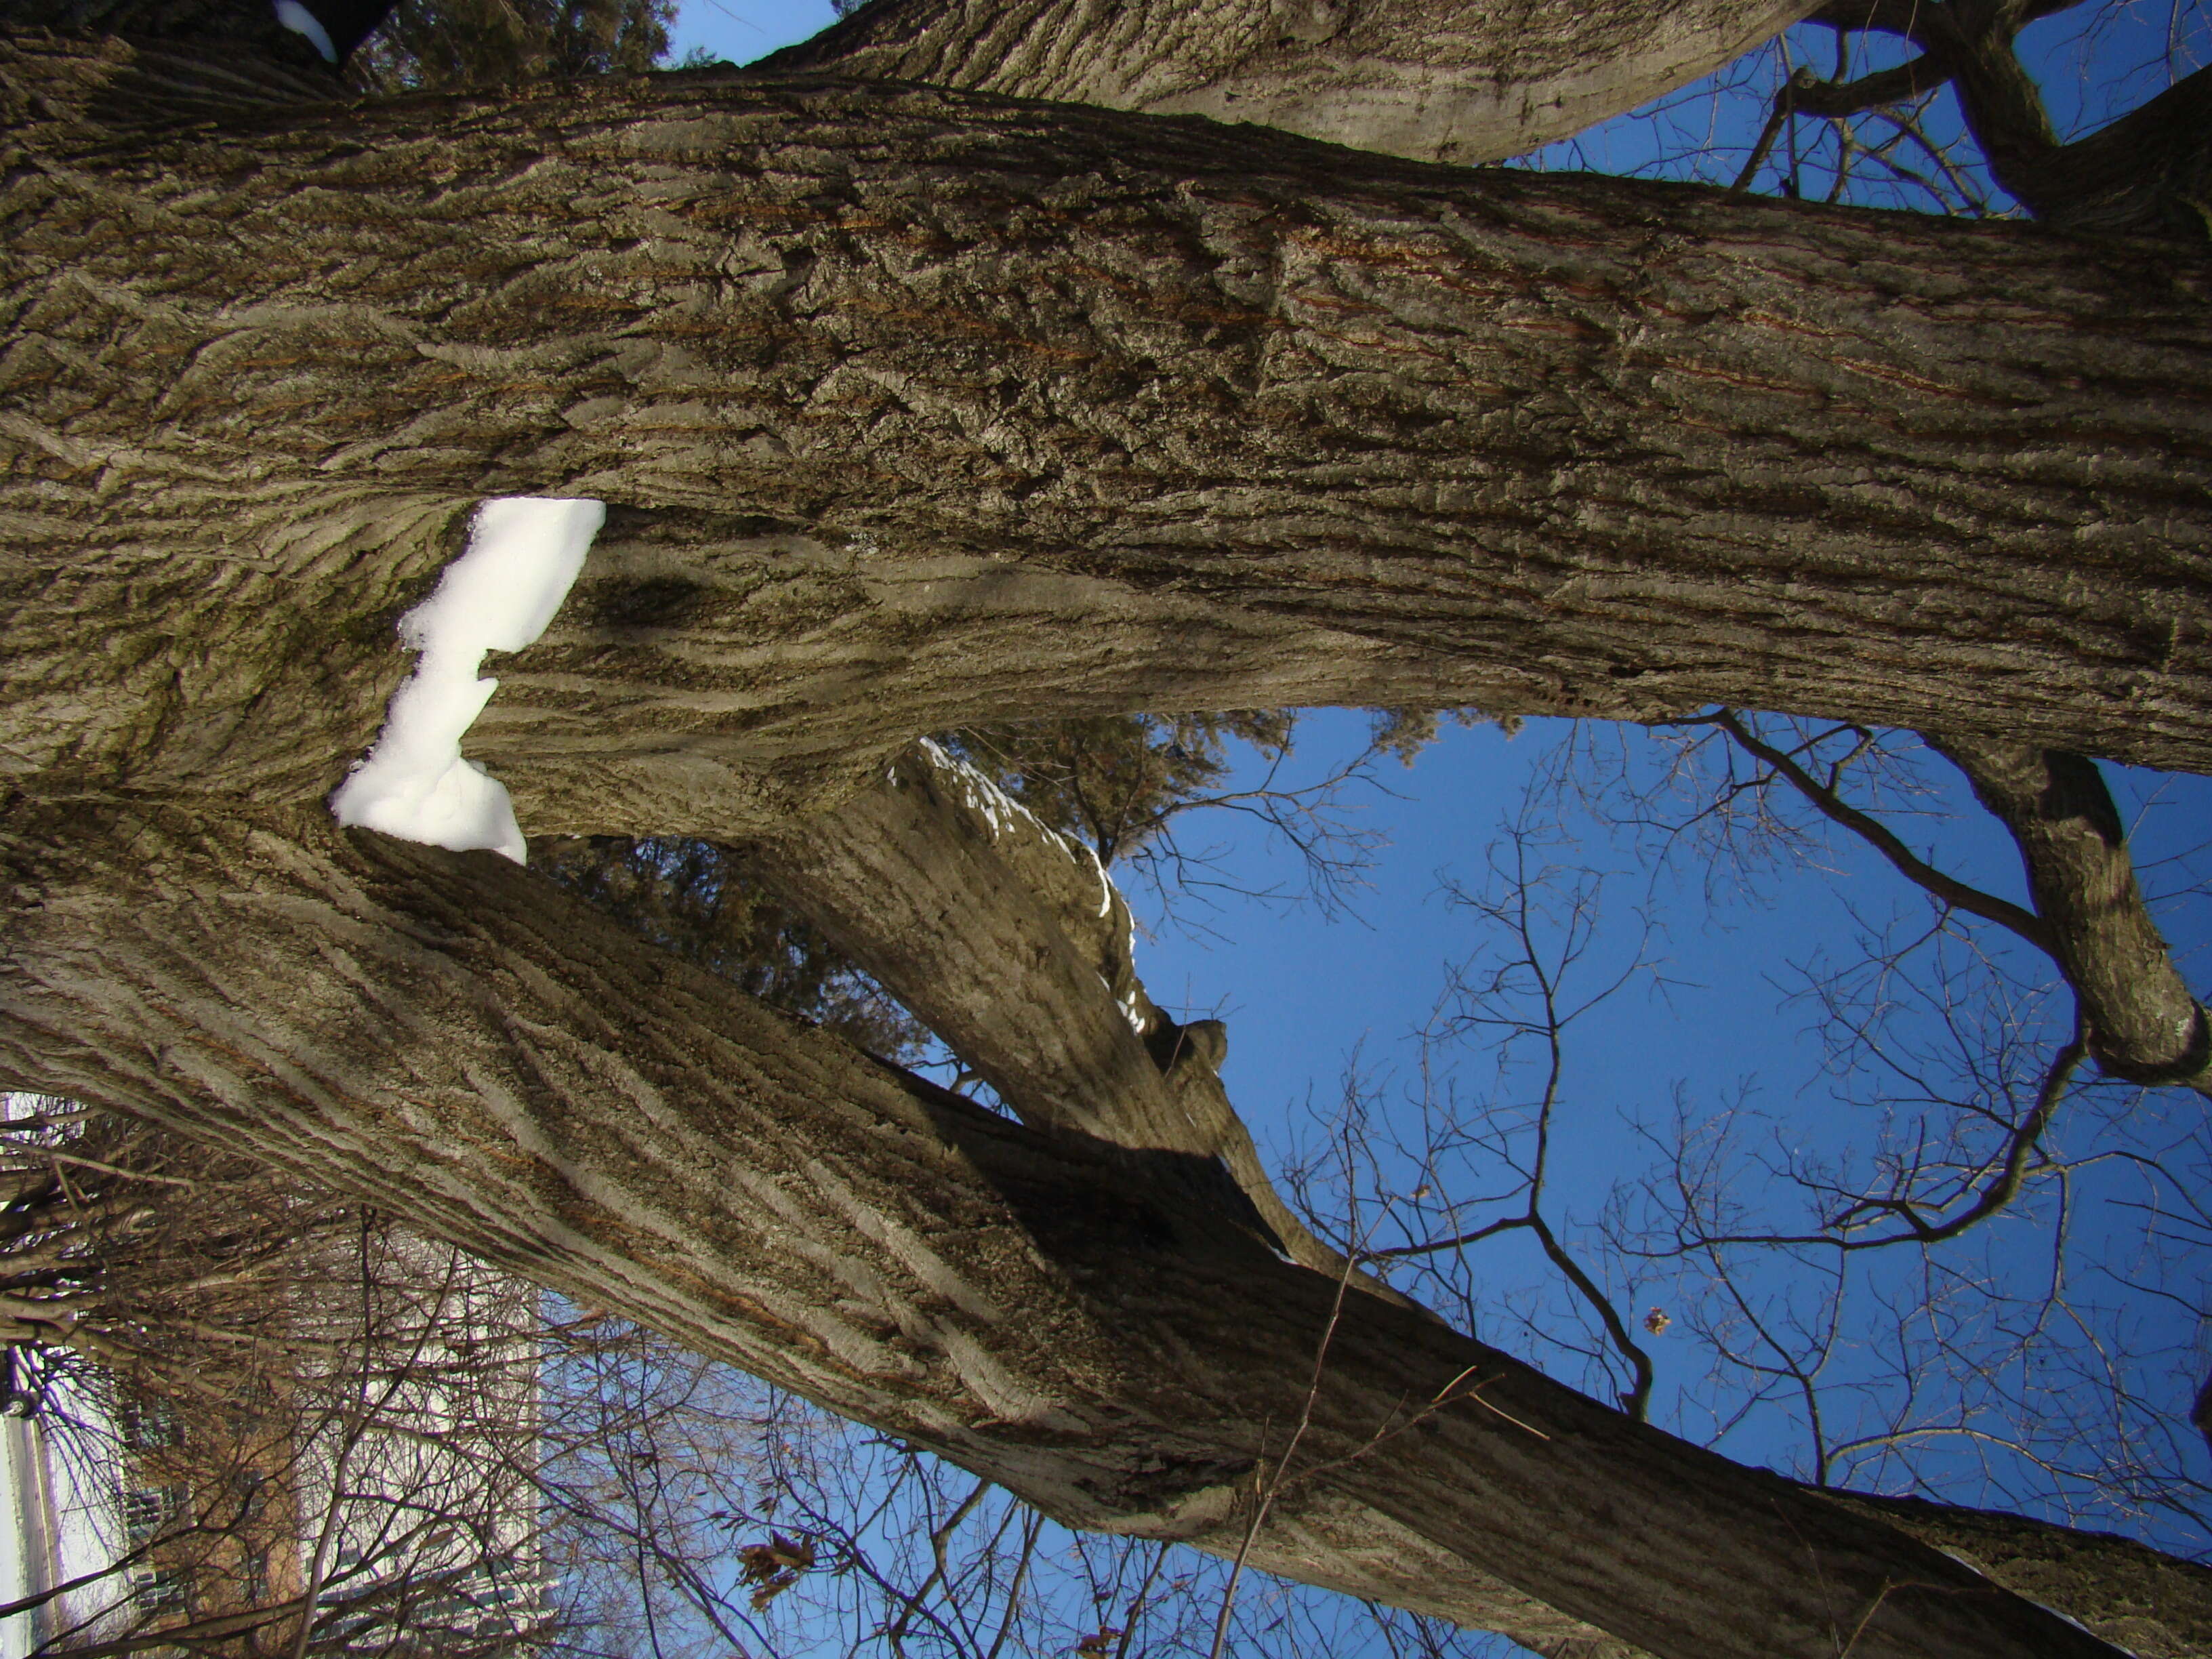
[0,800,2179,1659]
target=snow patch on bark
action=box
[331,497,604,863]
[918,737,1047,848]
[916,741,1148,1031]
[1119,983,1147,1036]
[1082,840,1113,918]
[271,0,338,62]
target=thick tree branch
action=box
[1925,735,2212,1092]
[744,740,1414,1303]
[1788,56,1944,117]
[1903,0,2061,205]
[1713,710,2209,1094]
[0,11,339,134]
[0,802,2152,1659]
[1808,0,2210,239]
[1828,1492,2212,1659]
[2007,65,2212,241]
[1731,56,1950,196]
[757,0,1826,169]
[743,741,1180,1146]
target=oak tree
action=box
[3,1,2211,1656]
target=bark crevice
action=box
[0,802,2153,1658]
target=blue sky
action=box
[669,0,838,61]
[1120,716,2212,1516]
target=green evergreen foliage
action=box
[348,0,673,90]
[941,713,1297,869]
[942,707,1479,895]
[532,713,1471,1050]
[532,836,930,1063]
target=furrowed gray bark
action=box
[758,0,1824,168]
[1833,1492,2212,1659]
[743,741,1389,1298]
[0,803,2166,1659]
[5,69,2212,808]
[743,745,1187,1145]
[4,17,2211,1656]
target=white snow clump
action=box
[331,497,605,864]
[271,0,339,62]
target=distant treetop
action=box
[348,0,673,90]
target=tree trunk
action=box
[0,802,2190,1659]
[5,66,2211,811]
[8,26,2212,1658]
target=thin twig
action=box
[1711,710,2049,949]
[1206,1258,1361,1659]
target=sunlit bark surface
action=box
[5,70,2211,815]
[759,0,1824,167]
[0,804,2180,1659]
[6,16,2212,1658]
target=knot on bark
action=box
[1074,1452,1257,1538]
[1147,1017,1227,1079]
[2087,1001,2212,1090]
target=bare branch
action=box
[1927,735,2211,1093]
